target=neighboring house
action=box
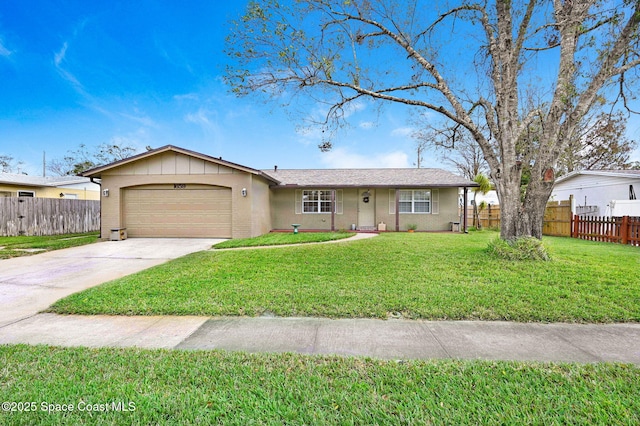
[0,173,100,200]
[466,189,500,207]
[551,170,640,217]
[82,145,478,239]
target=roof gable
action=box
[81,145,279,183]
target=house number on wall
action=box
[174,184,186,189]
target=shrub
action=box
[487,236,551,261]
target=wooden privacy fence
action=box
[0,198,100,236]
[466,200,572,237]
[572,215,640,246]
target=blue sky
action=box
[0,0,423,176]
[0,1,638,176]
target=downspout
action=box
[89,177,102,239]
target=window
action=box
[302,190,332,213]
[17,191,35,197]
[399,190,430,213]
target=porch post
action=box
[463,187,469,233]
[395,188,400,231]
[331,190,336,231]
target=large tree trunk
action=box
[495,165,555,240]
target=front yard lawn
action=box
[1,345,638,425]
[0,233,100,259]
[213,231,355,249]
[47,232,640,322]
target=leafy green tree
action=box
[226,0,640,240]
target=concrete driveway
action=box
[0,238,223,327]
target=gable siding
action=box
[108,152,236,176]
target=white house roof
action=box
[0,173,94,188]
[555,169,640,184]
[263,168,477,188]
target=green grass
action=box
[0,233,100,259]
[1,345,638,425]
[214,231,355,249]
[47,232,640,322]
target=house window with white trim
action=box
[17,191,35,197]
[302,190,332,213]
[399,190,430,213]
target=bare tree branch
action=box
[226,0,640,239]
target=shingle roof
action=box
[262,168,477,188]
[0,173,93,187]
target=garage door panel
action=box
[123,188,231,238]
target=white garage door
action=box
[123,187,232,238]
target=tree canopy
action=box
[0,154,24,174]
[47,143,139,176]
[557,111,638,175]
[226,0,640,240]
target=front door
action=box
[358,189,376,230]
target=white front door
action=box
[358,189,376,230]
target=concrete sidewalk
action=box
[1,314,638,364]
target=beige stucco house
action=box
[0,173,100,200]
[82,145,477,239]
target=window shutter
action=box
[432,189,439,214]
[336,190,343,214]
[295,190,302,214]
[389,189,396,214]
